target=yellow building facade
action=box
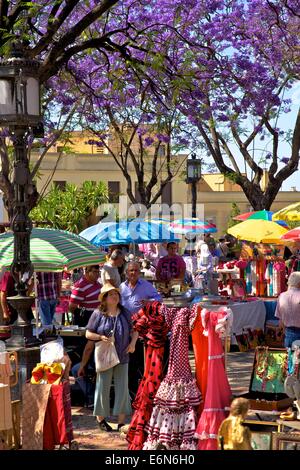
[22,131,299,235]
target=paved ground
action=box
[71,350,255,450]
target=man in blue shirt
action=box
[120,261,161,400]
[120,261,161,316]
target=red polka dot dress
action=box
[126,302,169,450]
[143,306,202,450]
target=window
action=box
[161,181,172,205]
[53,181,66,191]
[108,181,120,203]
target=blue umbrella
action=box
[79,220,180,246]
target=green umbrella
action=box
[0,228,106,272]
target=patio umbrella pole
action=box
[33,272,39,339]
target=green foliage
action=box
[30,181,108,233]
[227,202,241,229]
[224,172,239,184]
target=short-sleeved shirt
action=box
[275,287,300,328]
[101,263,121,287]
[36,272,62,300]
[157,255,186,280]
[120,278,162,315]
[70,276,101,310]
[1,271,16,296]
[86,307,132,364]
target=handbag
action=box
[94,315,120,373]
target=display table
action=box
[230,299,266,340]
[277,419,300,432]
[191,298,266,344]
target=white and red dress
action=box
[143,306,201,450]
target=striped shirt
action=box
[70,276,101,310]
[36,272,62,301]
[275,287,300,328]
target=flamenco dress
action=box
[191,304,208,414]
[143,306,201,450]
[126,301,169,450]
[195,307,232,450]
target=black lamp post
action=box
[0,42,41,347]
[186,153,202,218]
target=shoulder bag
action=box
[94,314,120,373]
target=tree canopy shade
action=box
[0,0,299,214]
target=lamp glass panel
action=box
[0,79,15,115]
[187,163,195,179]
[26,77,40,116]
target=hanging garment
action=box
[143,306,201,450]
[251,261,257,296]
[195,308,232,450]
[191,305,208,414]
[127,301,169,450]
[43,381,74,450]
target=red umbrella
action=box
[233,211,255,221]
[281,227,300,241]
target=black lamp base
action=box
[5,323,41,348]
[6,294,40,348]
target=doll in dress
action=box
[217,398,252,450]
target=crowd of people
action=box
[1,232,299,439]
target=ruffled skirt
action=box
[143,378,201,450]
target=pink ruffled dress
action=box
[143,306,202,450]
[195,307,232,450]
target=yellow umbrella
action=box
[227,219,288,244]
[272,202,300,222]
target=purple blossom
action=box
[144,136,155,147]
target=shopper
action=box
[86,284,138,432]
[275,272,300,347]
[68,265,101,326]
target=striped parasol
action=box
[233,210,288,227]
[169,218,217,235]
[0,228,106,272]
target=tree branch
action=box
[30,104,77,179]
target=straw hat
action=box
[99,283,120,302]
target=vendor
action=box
[275,272,300,347]
[156,242,186,281]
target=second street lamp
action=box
[186,153,202,218]
[0,42,41,346]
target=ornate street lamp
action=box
[186,153,202,218]
[0,42,41,347]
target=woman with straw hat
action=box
[86,283,138,432]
